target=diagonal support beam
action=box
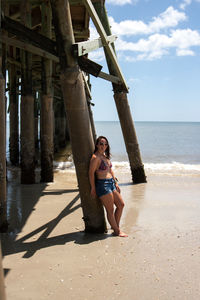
[82,0,129,92]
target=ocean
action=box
[6,121,200,177]
[95,121,200,176]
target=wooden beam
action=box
[98,71,120,84]
[78,56,102,76]
[82,0,129,92]
[3,34,119,85]
[1,15,57,56]
[6,0,83,4]
[0,34,59,62]
[72,34,117,56]
[82,72,92,99]
[73,29,90,39]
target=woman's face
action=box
[97,138,108,152]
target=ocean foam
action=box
[7,160,200,176]
[53,160,200,176]
[53,161,75,172]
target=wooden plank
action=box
[72,34,117,56]
[6,0,83,4]
[82,0,129,92]
[1,15,57,56]
[6,0,40,3]
[78,56,102,77]
[74,28,90,39]
[98,71,120,84]
[0,34,59,62]
[82,72,92,99]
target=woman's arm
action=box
[110,168,121,193]
[89,155,99,198]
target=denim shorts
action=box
[96,178,116,198]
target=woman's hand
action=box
[116,183,121,194]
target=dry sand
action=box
[1,168,200,300]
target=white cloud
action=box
[180,0,192,10]
[106,0,137,5]
[180,0,200,10]
[149,6,186,32]
[109,7,186,36]
[115,29,200,60]
[88,49,105,62]
[176,49,195,56]
[89,5,200,62]
[89,25,99,40]
[170,29,200,48]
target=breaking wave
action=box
[53,160,200,176]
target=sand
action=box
[1,168,200,300]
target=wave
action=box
[53,160,75,172]
[113,161,200,176]
[7,160,200,177]
[53,160,200,176]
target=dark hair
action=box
[94,136,111,159]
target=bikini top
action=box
[98,159,112,171]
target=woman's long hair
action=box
[94,136,111,159]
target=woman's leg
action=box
[100,193,120,235]
[113,190,125,227]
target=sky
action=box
[88,0,200,122]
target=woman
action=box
[89,136,128,237]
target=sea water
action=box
[6,121,200,176]
[95,121,200,176]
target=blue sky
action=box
[88,0,200,121]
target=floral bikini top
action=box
[98,159,112,171]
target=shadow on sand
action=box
[1,170,108,265]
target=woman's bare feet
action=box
[119,231,128,237]
[112,231,128,237]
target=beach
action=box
[1,168,200,300]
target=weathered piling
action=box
[0,244,6,300]
[83,74,97,143]
[34,92,39,150]
[20,0,35,184]
[0,2,8,231]
[93,0,146,183]
[50,0,106,233]
[53,94,69,152]
[40,2,54,182]
[87,98,97,144]
[0,72,7,231]
[9,51,19,165]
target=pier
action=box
[0,0,146,235]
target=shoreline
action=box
[1,169,200,299]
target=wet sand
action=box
[1,169,200,300]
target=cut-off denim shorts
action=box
[96,178,116,198]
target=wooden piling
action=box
[54,100,68,150]
[0,73,7,230]
[0,1,8,231]
[34,93,39,149]
[93,0,146,183]
[0,244,6,300]
[114,92,147,183]
[9,50,19,166]
[40,2,54,182]
[87,98,97,144]
[20,0,35,184]
[50,0,106,233]
[84,75,97,143]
